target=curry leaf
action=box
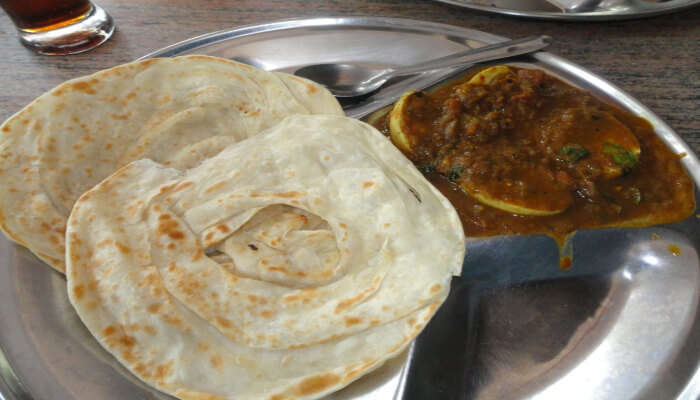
[418,164,436,174]
[561,144,589,162]
[448,166,463,182]
[603,143,638,173]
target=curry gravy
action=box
[373,66,695,242]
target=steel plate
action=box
[0,17,698,400]
[431,0,700,21]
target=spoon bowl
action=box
[296,63,391,98]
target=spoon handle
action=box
[388,35,551,78]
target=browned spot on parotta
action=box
[147,303,163,314]
[157,215,184,240]
[291,373,340,396]
[342,360,378,385]
[72,284,85,300]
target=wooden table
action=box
[1,0,698,153]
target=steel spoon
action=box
[294,35,551,98]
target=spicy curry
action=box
[371,66,695,241]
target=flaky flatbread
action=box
[66,115,464,400]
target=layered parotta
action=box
[66,115,465,400]
[0,55,342,272]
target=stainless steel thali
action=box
[0,17,698,400]
[430,0,700,21]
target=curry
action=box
[371,66,695,241]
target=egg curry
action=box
[372,66,695,240]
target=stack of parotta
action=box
[0,56,464,400]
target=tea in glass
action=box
[0,0,115,55]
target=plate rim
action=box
[430,0,700,21]
[138,16,510,60]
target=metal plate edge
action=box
[139,16,510,60]
[430,0,700,21]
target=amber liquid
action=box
[0,0,91,31]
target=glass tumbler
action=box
[0,0,115,55]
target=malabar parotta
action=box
[66,115,464,400]
[0,55,342,272]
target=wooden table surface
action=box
[0,0,698,153]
